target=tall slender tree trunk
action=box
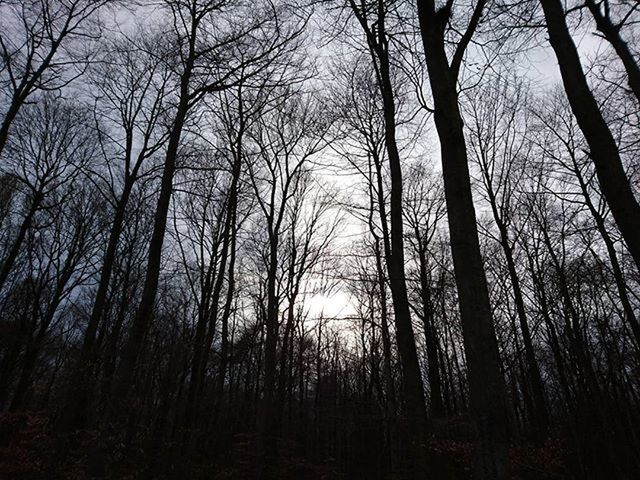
[348,3,427,465]
[214,187,240,416]
[380,64,427,436]
[184,212,231,444]
[416,244,445,417]
[12,255,76,411]
[367,176,396,413]
[215,220,236,403]
[569,156,640,348]
[257,236,280,480]
[483,184,548,437]
[417,3,510,477]
[60,180,135,431]
[110,93,190,420]
[373,239,396,412]
[0,192,43,292]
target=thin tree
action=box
[345,3,428,464]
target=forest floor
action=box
[0,412,570,479]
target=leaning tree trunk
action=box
[540,0,640,270]
[585,0,640,104]
[60,177,136,432]
[0,191,43,293]
[569,152,640,349]
[109,91,190,423]
[482,180,549,439]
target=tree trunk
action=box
[585,0,640,103]
[349,1,427,461]
[540,0,640,269]
[257,237,280,480]
[570,155,640,349]
[110,93,190,420]
[417,3,510,477]
[485,187,549,438]
[416,243,445,418]
[369,16,428,461]
[0,191,43,292]
[60,181,134,431]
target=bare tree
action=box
[465,75,549,439]
[404,163,447,418]
[246,88,333,479]
[416,0,511,477]
[539,0,640,269]
[0,96,97,293]
[343,4,428,467]
[0,0,112,158]
[111,0,306,418]
[61,30,171,430]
